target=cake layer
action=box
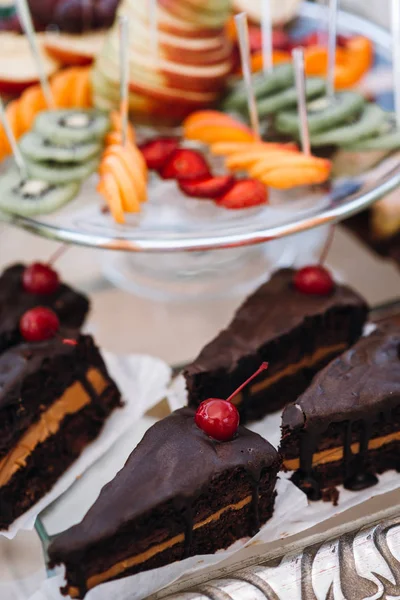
[66,482,277,599]
[0,385,121,529]
[280,325,400,499]
[185,268,368,421]
[49,408,280,598]
[0,263,89,354]
[0,335,107,457]
[0,367,106,488]
[0,333,122,529]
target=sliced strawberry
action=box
[161,149,211,181]
[179,175,235,199]
[139,137,179,171]
[216,179,268,210]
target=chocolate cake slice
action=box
[0,263,89,354]
[0,334,122,529]
[185,268,368,422]
[49,408,280,599]
[280,324,400,501]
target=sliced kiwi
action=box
[0,170,80,217]
[309,104,387,147]
[342,114,400,151]
[20,131,101,163]
[25,156,99,184]
[275,91,366,136]
[258,78,326,118]
[222,63,294,112]
[34,109,110,144]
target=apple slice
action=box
[43,30,106,67]
[0,32,59,94]
[233,0,301,25]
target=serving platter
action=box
[0,1,399,253]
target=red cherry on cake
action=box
[23,262,60,295]
[195,398,239,442]
[293,265,334,296]
[20,307,60,342]
[195,362,268,442]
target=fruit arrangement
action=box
[139,135,268,209]
[27,0,120,33]
[91,0,233,119]
[0,32,59,95]
[97,112,148,223]
[183,110,332,189]
[0,107,110,217]
[0,0,389,231]
[227,24,373,90]
[275,91,400,151]
[222,59,400,152]
[232,0,301,27]
[0,66,92,162]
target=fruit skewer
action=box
[97,17,148,224]
[183,110,331,189]
[0,66,92,161]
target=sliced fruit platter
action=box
[0,1,399,252]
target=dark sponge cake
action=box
[0,263,89,354]
[185,268,368,422]
[280,324,400,501]
[0,334,122,529]
[49,408,280,599]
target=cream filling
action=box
[283,430,400,472]
[232,343,347,406]
[68,495,253,598]
[0,368,107,488]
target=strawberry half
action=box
[216,179,268,210]
[179,175,235,199]
[139,137,179,171]
[161,149,211,181]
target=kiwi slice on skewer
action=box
[222,63,294,112]
[0,170,80,217]
[342,114,400,151]
[310,104,387,147]
[20,131,101,163]
[275,91,365,136]
[26,156,99,184]
[34,109,110,144]
[258,78,326,118]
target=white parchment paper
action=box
[1,352,171,540]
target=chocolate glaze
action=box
[0,334,79,410]
[0,263,89,354]
[281,325,400,497]
[186,269,366,376]
[49,408,280,562]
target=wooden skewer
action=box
[235,12,261,139]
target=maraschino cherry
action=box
[195,362,269,442]
[293,226,335,296]
[22,245,68,295]
[293,265,334,296]
[22,263,59,295]
[20,307,60,342]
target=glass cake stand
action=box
[0,1,398,301]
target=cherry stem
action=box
[48,244,69,266]
[226,362,269,404]
[319,225,335,265]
